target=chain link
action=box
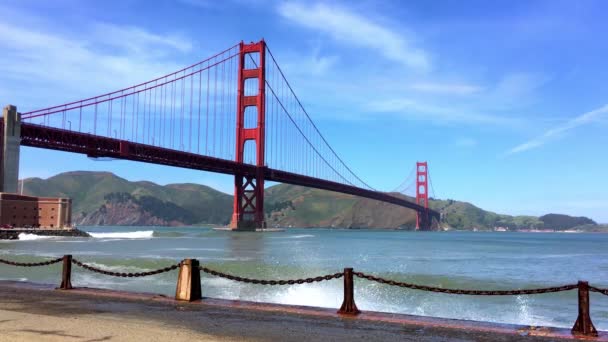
[590,286,608,296]
[199,266,343,285]
[0,256,64,267]
[2,255,603,297]
[71,258,179,278]
[354,272,578,295]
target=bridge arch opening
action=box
[243,106,257,129]
[243,140,257,165]
[243,52,260,70]
[244,78,259,97]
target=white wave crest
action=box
[89,231,154,239]
[18,233,55,241]
[291,234,315,239]
[271,234,315,239]
[81,262,152,273]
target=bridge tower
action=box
[230,41,267,230]
[415,161,429,230]
[0,105,21,193]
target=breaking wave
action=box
[18,233,55,241]
[89,231,154,239]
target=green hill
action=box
[22,171,232,226]
[20,171,601,231]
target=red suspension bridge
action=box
[0,40,440,230]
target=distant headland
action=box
[18,171,607,232]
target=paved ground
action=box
[0,281,604,342]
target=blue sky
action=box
[1,0,607,222]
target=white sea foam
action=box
[89,231,154,239]
[18,233,55,241]
[81,261,152,273]
[270,234,315,239]
[272,283,340,308]
[168,247,223,252]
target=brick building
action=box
[0,193,72,229]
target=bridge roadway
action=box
[17,122,440,223]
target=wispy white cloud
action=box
[408,82,482,95]
[281,44,339,76]
[177,0,217,8]
[366,98,514,125]
[489,72,550,106]
[0,18,192,110]
[91,23,193,54]
[277,2,430,71]
[178,0,266,8]
[506,104,608,155]
[454,138,478,147]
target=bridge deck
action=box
[17,122,439,220]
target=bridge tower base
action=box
[230,41,267,231]
[1,105,20,194]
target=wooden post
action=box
[58,255,72,290]
[175,259,201,302]
[571,281,597,336]
[337,268,360,315]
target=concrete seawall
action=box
[0,228,90,240]
[0,281,605,341]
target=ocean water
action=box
[1,227,607,330]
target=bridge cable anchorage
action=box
[353,272,578,295]
[71,258,180,278]
[199,266,343,285]
[0,256,64,267]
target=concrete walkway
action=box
[0,281,605,341]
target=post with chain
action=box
[58,255,72,290]
[338,268,360,315]
[571,281,597,336]
[175,259,201,302]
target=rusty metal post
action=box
[58,255,72,290]
[338,268,360,315]
[571,281,597,336]
[175,259,201,302]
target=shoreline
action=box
[0,280,605,341]
[0,228,90,240]
[78,225,608,233]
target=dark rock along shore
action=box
[0,228,90,240]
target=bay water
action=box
[1,227,607,330]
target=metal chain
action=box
[590,285,608,296]
[199,266,343,285]
[354,272,578,295]
[2,255,601,297]
[72,258,179,278]
[0,256,64,267]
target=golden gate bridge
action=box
[0,40,440,230]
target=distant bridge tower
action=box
[230,41,267,230]
[415,161,429,230]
